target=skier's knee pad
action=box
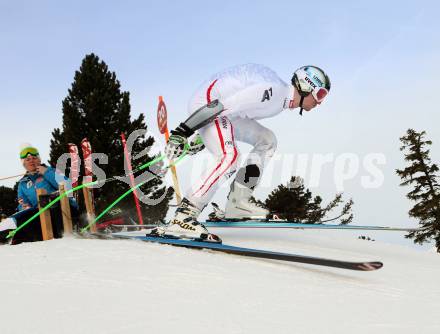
[235,164,260,189]
[244,164,260,182]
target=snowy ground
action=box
[1,228,440,334]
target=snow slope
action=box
[1,228,439,334]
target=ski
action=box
[85,232,383,271]
[106,222,418,232]
[204,203,417,231]
[203,221,418,231]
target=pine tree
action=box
[261,176,353,223]
[396,129,440,251]
[49,53,172,224]
[262,176,319,221]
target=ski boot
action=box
[151,198,222,243]
[224,182,269,220]
[207,202,226,221]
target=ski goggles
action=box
[20,147,40,159]
[311,87,329,103]
[294,72,329,103]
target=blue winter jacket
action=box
[17,165,78,211]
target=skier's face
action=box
[23,155,41,173]
[301,93,321,112]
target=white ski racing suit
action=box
[186,64,292,210]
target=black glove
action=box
[164,123,196,160]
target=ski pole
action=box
[0,173,25,182]
[6,153,174,239]
[81,147,188,232]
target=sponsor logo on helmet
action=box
[304,76,317,89]
[313,75,324,87]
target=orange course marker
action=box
[157,96,182,205]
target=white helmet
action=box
[292,65,331,115]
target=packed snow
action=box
[1,228,439,334]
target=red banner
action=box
[68,143,79,188]
[81,138,93,184]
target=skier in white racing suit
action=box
[155,64,331,242]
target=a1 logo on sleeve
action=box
[261,87,273,102]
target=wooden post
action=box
[37,188,54,241]
[59,184,73,235]
[83,187,97,232]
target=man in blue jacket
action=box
[0,144,78,243]
[16,144,78,210]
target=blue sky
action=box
[1,0,439,247]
